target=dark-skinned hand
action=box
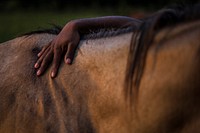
[34,21,80,78]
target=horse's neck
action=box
[154,19,200,43]
[133,19,200,133]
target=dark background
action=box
[0,0,199,11]
[0,0,199,42]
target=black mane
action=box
[23,25,134,40]
[23,25,62,36]
[125,3,200,104]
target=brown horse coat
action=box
[1,4,200,133]
[0,31,133,133]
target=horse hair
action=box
[22,24,62,36]
[21,4,200,104]
[125,3,200,104]
[22,25,134,40]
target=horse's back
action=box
[0,32,132,133]
[0,35,66,133]
[1,9,200,133]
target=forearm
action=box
[35,16,142,77]
[65,16,142,34]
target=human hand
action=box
[34,22,80,78]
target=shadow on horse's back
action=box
[1,4,200,133]
[0,29,133,133]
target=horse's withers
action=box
[0,32,133,133]
[1,6,200,132]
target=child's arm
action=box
[34,16,142,78]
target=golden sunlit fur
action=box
[1,5,200,133]
[0,32,133,133]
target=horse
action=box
[0,4,200,133]
[0,25,135,132]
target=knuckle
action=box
[54,45,62,52]
[37,58,43,64]
[52,63,58,70]
[68,42,75,47]
[43,56,50,64]
[43,44,49,49]
[40,62,47,72]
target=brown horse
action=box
[0,4,200,133]
[0,27,133,133]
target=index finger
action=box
[38,42,51,57]
[51,47,63,78]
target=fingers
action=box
[37,43,50,57]
[34,46,51,69]
[36,50,53,76]
[35,41,78,78]
[65,43,77,64]
[35,44,64,78]
[34,43,53,76]
[51,47,62,78]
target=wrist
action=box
[65,20,79,31]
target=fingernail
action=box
[34,63,39,68]
[37,70,41,76]
[51,72,55,78]
[66,58,71,64]
[37,53,41,57]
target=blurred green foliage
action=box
[0,0,199,43]
[0,8,131,43]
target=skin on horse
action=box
[0,15,200,133]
